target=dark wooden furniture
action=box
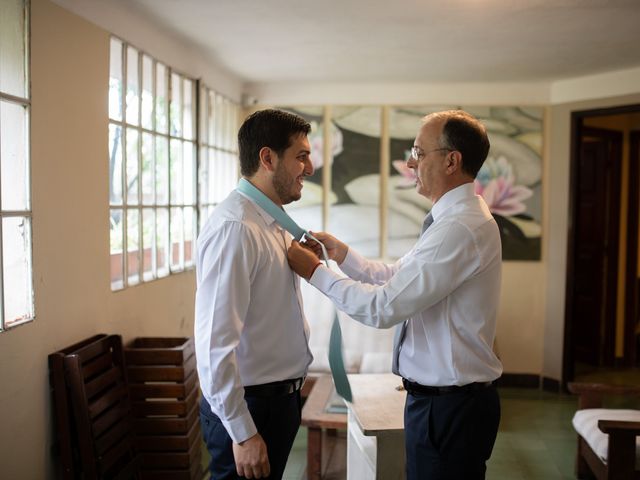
[124,337,203,480]
[49,334,111,479]
[568,382,640,480]
[301,375,348,480]
[61,334,139,479]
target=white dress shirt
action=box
[310,183,503,386]
[195,189,313,443]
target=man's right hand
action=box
[306,231,348,264]
[232,433,270,479]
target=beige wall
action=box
[0,1,197,477]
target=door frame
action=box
[563,104,640,387]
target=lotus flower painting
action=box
[278,106,543,261]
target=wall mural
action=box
[388,106,543,260]
[279,105,543,261]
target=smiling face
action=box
[407,117,450,202]
[272,133,313,204]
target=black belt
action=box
[402,378,493,396]
[243,377,305,397]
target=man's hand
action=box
[304,231,348,264]
[232,433,270,479]
[288,241,322,280]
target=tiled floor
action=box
[284,387,579,480]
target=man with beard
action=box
[195,109,314,479]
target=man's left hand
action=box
[288,241,321,280]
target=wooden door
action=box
[572,127,622,366]
[626,131,640,366]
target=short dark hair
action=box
[433,110,490,178]
[237,109,311,177]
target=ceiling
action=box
[122,0,640,84]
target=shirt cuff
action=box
[309,264,341,292]
[340,247,367,273]
[223,410,258,444]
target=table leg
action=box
[307,427,322,480]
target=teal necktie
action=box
[237,178,353,402]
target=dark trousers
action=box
[404,384,500,480]
[199,392,302,480]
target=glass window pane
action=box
[2,216,33,326]
[0,0,27,99]
[170,207,183,270]
[108,38,123,121]
[110,208,124,289]
[1,100,29,210]
[214,94,223,147]
[126,46,139,125]
[142,208,154,281]
[141,133,154,205]
[225,151,238,197]
[141,55,153,130]
[170,73,182,137]
[156,207,169,277]
[127,209,140,285]
[198,146,209,204]
[156,63,168,134]
[126,128,139,205]
[109,124,123,205]
[223,99,231,150]
[170,139,183,205]
[207,91,216,146]
[183,79,194,140]
[183,142,195,205]
[156,136,169,205]
[184,206,194,266]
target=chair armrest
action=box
[568,382,640,410]
[598,419,640,435]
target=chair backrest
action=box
[63,334,139,479]
[49,333,109,479]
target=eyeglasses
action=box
[409,146,452,162]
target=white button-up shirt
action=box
[310,183,502,386]
[195,189,313,443]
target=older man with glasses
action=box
[288,110,502,480]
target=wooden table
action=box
[301,376,348,480]
[345,374,406,480]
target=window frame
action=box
[109,37,199,290]
[0,0,33,331]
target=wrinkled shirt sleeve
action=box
[310,221,481,329]
[195,221,257,444]
[339,247,400,285]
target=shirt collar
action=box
[236,188,279,228]
[430,182,476,222]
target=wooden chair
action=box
[568,382,640,480]
[63,334,139,479]
[50,334,110,479]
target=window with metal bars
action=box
[108,37,240,290]
[0,0,33,331]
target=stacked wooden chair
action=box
[49,334,140,479]
[124,337,203,479]
[568,382,640,480]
